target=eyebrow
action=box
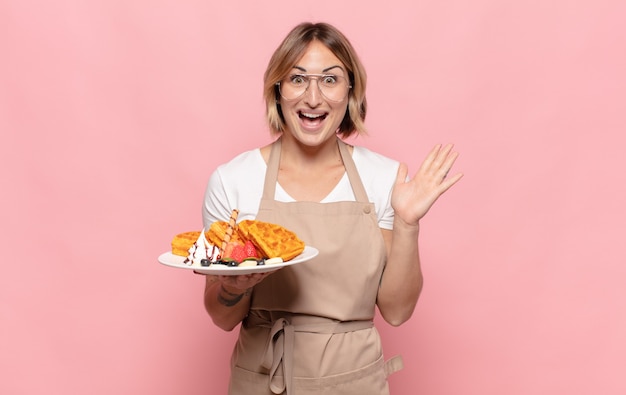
[292,65,344,73]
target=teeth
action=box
[301,112,323,119]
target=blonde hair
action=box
[263,22,367,137]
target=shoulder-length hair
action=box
[263,22,367,137]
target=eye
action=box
[321,75,338,85]
[289,74,307,86]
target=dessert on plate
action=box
[170,210,305,268]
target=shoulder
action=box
[214,149,265,176]
[352,145,398,166]
[207,149,265,195]
[209,148,266,198]
[352,145,400,181]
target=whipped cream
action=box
[184,229,219,266]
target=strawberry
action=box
[243,240,259,259]
[222,242,237,259]
[229,244,247,263]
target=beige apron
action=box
[228,138,403,395]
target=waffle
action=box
[206,221,244,247]
[237,219,305,261]
[171,231,201,256]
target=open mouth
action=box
[299,111,328,123]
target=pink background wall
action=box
[2,1,625,394]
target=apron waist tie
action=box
[257,316,374,395]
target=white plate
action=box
[158,246,319,275]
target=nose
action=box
[303,78,323,106]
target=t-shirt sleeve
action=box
[353,146,399,231]
[379,187,395,230]
[201,149,266,228]
[202,168,232,228]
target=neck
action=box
[279,135,342,168]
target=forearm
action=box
[203,277,251,331]
[377,221,423,326]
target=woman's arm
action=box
[203,272,272,331]
[377,225,422,326]
[376,144,462,326]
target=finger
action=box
[420,144,442,172]
[440,150,460,179]
[432,143,454,171]
[439,172,464,194]
[396,163,409,184]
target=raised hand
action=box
[391,144,463,226]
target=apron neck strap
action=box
[337,139,369,202]
[262,138,282,200]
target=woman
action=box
[200,22,462,395]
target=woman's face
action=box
[278,40,350,147]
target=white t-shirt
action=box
[202,145,400,230]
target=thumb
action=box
[395,163,409,185]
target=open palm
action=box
[391,144,463,226]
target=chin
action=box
[294,130,336,147]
